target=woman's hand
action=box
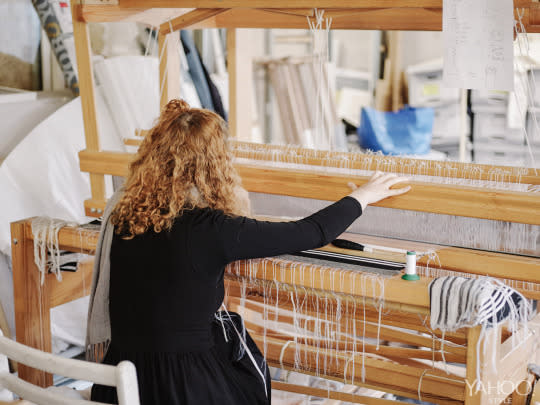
[348,172,411,211]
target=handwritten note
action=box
[443,0,514,91]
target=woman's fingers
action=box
[384,176,410,187]
[385,185,411,196]
[370,171,386,182]
[348,182,358,191]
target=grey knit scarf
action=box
[85,189,124,362]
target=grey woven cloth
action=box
[85,189,123,361]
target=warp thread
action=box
[31,217,78,285]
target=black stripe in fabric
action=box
[301,250,401,266]
[428,279,435,308]
[292,251,404,271]
[462,278,476,323]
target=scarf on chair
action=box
[85,189,123,362]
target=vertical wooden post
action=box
[11,221,52,387]
[465,325,502,405]
[71,1,106,211]
[227,29,238,138]
[227,29,252,140]
[510,376,534,405]
[388,30,403,112]
[0,302,9,340]
[158,30,181,110]
[465,326,483,405]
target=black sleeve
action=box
[189,196,362,270]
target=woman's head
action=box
[111,99,247,238]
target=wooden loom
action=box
[8,1,540,404]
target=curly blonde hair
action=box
[111,99,248,238]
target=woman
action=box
[90,99,410,404]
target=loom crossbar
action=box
[78,149,540,225]
[75,1,540,33]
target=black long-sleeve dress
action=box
[91,196,363,405]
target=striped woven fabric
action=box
[429,276,531,332]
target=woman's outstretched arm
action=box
[189,173,410,269]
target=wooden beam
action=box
[76,4,146,22]
[71,1,106,204]
[84,0,118,4]
[226,259,432,309]
[117,0,445,7]
[226,286,468,343]
[84,199,107,217]
[124,138,141,146]
[230,141,540,185]
[389,31,403,111]
[180,6,539,33]
[126,138,540,185]
[19,219,540,304]
[79,5,192,25]
[236,164,540,225]
[115,0,536,7]
[226,29,254,141]
[227,29,238,139]
[78,150,540,225]
[419,246,540,285]
[80,1,540,32]
[257,334,466,404]
[0,301,11,340]
[79,150,133,177]
[159,8,228,33]
[272,381,410,404]
[158,30,181,109]
[22,221,98,254]
[206,8,443,31]
[340,234,540,289]
[49,261,94,308]
[11,221,53,388]
[232,297,465,356]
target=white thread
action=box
[219,303,268,398]
[418,369,429,402]
[343,352,356,384]
[279,340,296,370]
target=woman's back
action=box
[110,208,224,352]
[94,207,272,404]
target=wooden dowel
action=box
[253,333,466,403]
[159,8,227,33]
[125,137,539,186]
[71,1,106,209]
[10,221,53,387]
[272,380,410,404]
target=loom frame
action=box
[70,1,540,223]
[8,2,540,403]
[9,219,540,404]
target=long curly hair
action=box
[111,99,248,238]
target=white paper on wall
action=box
[443,0,514,91]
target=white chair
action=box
[0,330,140,405]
